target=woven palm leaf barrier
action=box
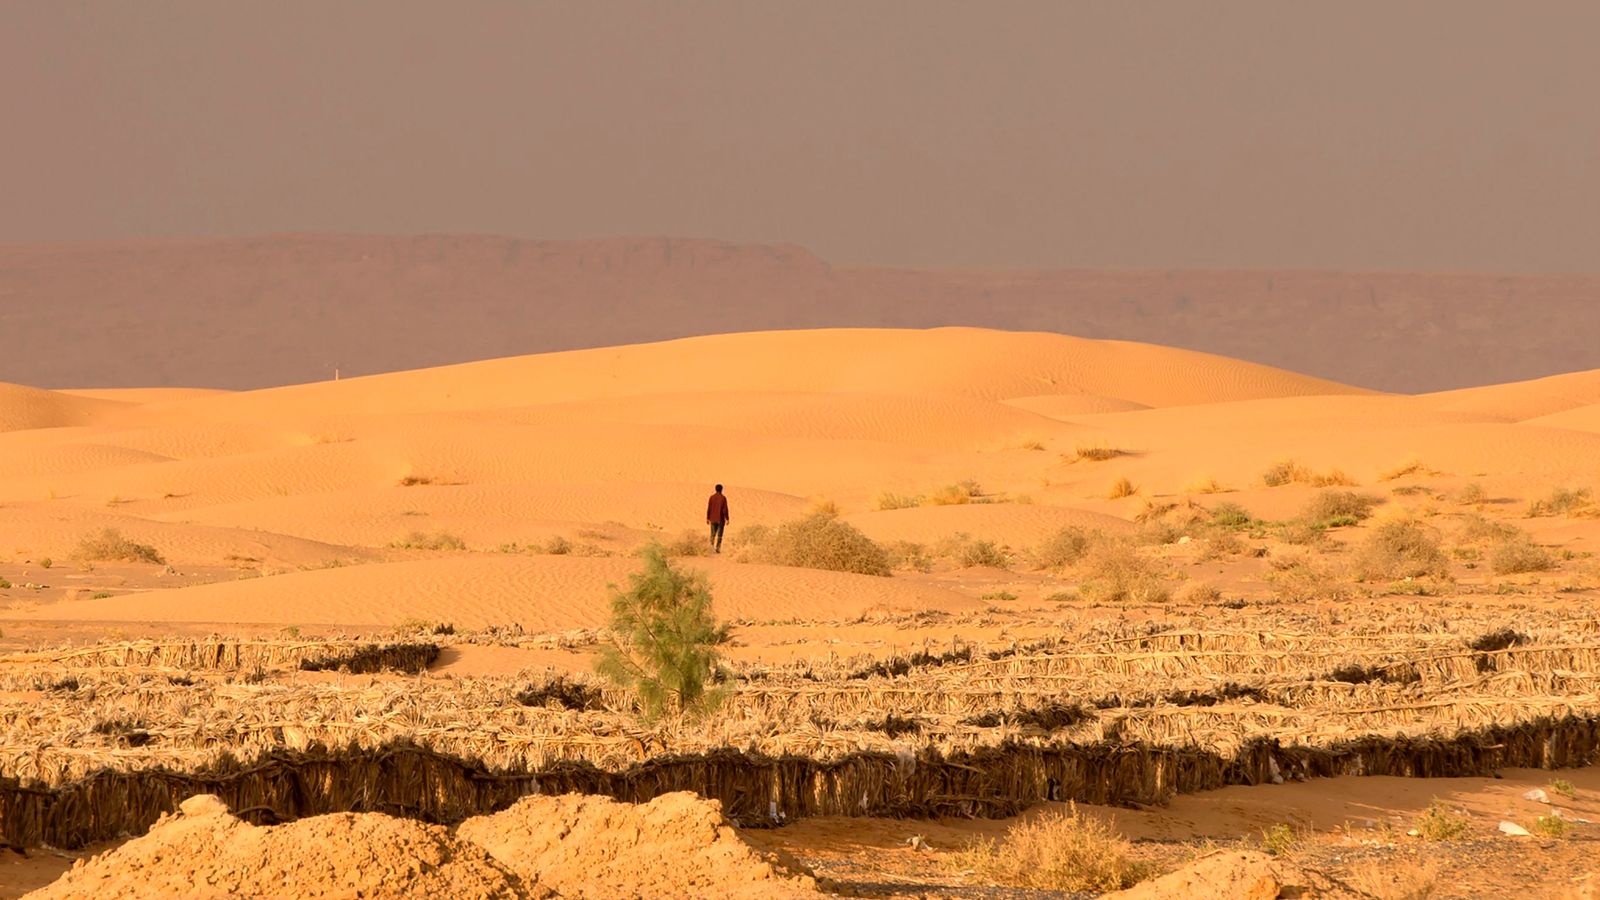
[4,714,1599,850]
[0,639,440,676]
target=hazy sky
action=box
[4,1,1598,271]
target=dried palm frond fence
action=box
[0,639,439,678]
[4,714,1599,850]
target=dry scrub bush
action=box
[806,497,840,517]
[745,513,891,576]
[1454,513,1519,543]
[1106,476,1138,499]
[1036,526,1093,570]
[75,528,165,565]
[882,540,933,573]
[1276,520,1333,548]
[1489,536,1555,575]
[1347,858,1439,900]
[1380,458,1438,481]
[1528,486,1593,518]
[1267,553,1352,602]
[391,531,466,551]
[1259,823,1300,856]
[876,491,923,511]
[1176,582,1223,604]
[1353,520,1450,582]
[1413,800,1471,841]
[1184,475,1227,494]
[1073,444,1125,463]
[955,538,1009,569]
[596,546,729,720]
[1207,501,1256,530]
[1262,459,1355,488]
[1077,539,1172,604]
[949,805,1145,892]
[1303,490,1382,525]
[1454,483,1487,505]
[663,529,712,557]
[926,480,984,506]
[1526,813,1570,838]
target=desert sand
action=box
[4,326,1600,898]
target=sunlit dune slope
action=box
[0,383,124,432]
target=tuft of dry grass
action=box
[1106,476,1139,499]
[806,497,841,517]
[74,528,165,565]
[1453,483,1488,505]
[397,475,434,487]
[1176,582,1223,604]
[1380,458,1439,482]
[1184,475,1228,494]
[1525,813,1570,838]
[1263,459,1356,488]
[1266,552,1352,602]
[876,491,923,511]
[1347,858,1439,900]
[947,804,1146,892]
[1072,444,1125,463]
[926,480,984,506]
[390,530,467,551]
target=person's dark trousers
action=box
[709,522,725,552]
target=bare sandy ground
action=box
[4,326,1600,896]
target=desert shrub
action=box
[726,523,772,551]
[1136,519,1184,546]
[981,591,1018,602]
[1413,800,1471,841]
[1526,813,1570,838]
[663,529,710,557]
[926,480,984,506]
[1454,483,1487,505]
[1077,540,1171,604]
[947,804,1146,892]
[1073,444,1125,463]
[1037,527,1094,570]
[1263,459,1355,488]
[746,513,891,576]
[806,497,840,517]
[1207,501,1255,529]
[1266,553,1352,602]
[1106,476,1138,499]
[1176,582,1223,604]
[882,540,933,572]
[1276,521,1331,547]
[1303,490,1381,525]
[595,546,730,720]
[1489,536,1555,575]
[1259,823,1300,856]
[0,577,10,590]
[1454,513,1519,543]
[957,539,1009,569]
[39,557,53,569]
[1353,520,1449,581]
[544,536,573,555]
[74,528,165,565]
[1550,778,1578,800]
[1262,459,1309,487]
[876,491,923,511]
[397,475,433,486]
[1018,439,1046,451]
[391,530,466,551]
[1529,486,1593,518]
[1134,500,1177,523]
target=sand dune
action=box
[0,383,122,432]
[3,326,1600,641]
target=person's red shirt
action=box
[707,492,730,524]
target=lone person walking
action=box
[706,484,730,554]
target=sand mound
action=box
[1106,850,1339,900]
[27,795,532,899]
[0,383,121,432]
[457,792,818,899]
